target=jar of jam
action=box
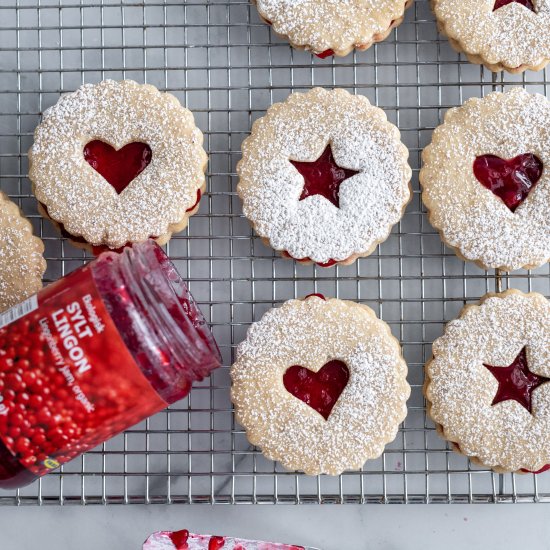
[0,241,221,489]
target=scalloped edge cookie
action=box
[29,79,207,251]
[0,192,46,313]
[425,289,550,473]
[431,0,550,73]
[420,88,550,272]
[237,88,412,267]
[231,295,410,475]
[254,0,413,57]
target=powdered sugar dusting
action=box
[237,88,411,264]
[255,0,410,55]
[420,88,550,271]
[0,193,45,313]
[231,296,410,476]
[29,80,207,248]
[433,0,550,70]
[426,290,550,472]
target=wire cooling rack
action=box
[0,0,549,506]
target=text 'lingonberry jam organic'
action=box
[0,241,221,488]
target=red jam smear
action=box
[473,154,543,212]
[493,0,536,12]
[283,360,349,420]
[291,144,359,209]
[84,140,152,194]
[484,347,550,414]
[208,537,225,550]
[170,530,190,549]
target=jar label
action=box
[0,265,168,476]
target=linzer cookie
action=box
[237,88,411,267]
[29,79,207,252]
[420,88,550,271]
[254,0,413,58]
[425,290,550,474]
[0,192,45,313]
[432,0,550,73]
[231,294,410,476]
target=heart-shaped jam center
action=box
[290,144,359,209]
[493,0,536,12]
[84,140,152,194]
[283,360,349,420]
[473,154,543,212]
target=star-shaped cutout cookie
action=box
[484,347,549,414]
[290,144,359,209]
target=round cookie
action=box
[425,290,550,473]
[420,88,550,271]
[231,294,410,476]
[29,79,207,252]
[432,0,550,73]
[237,88,412,267]
[254,0,413,57]
[0,193,46,313]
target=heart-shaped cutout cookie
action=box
[473,153,543,212]
[283,360,349,420]
[84,140,152,194]
[493,0,536,12]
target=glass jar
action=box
[0,241,221,489]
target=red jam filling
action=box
[304,293,326,301]
[40,189,201,256]
[84,140,152,194]
[283,360,349,420]
[484,347,550,414]
[493,0,536,12]
[316,49,335,59]
[521,464,550,474]
[473,154,543,212]
[290,144,359,209]
[282,251,339,268]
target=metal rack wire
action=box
[0,0,549,505]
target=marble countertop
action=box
[1,504,548,549]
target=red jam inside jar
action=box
[0,241,221,489]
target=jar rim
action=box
[95,241,222,403]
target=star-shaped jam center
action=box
[493,0,536,12]
[483,347,549,414]
[290,144,359,209]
